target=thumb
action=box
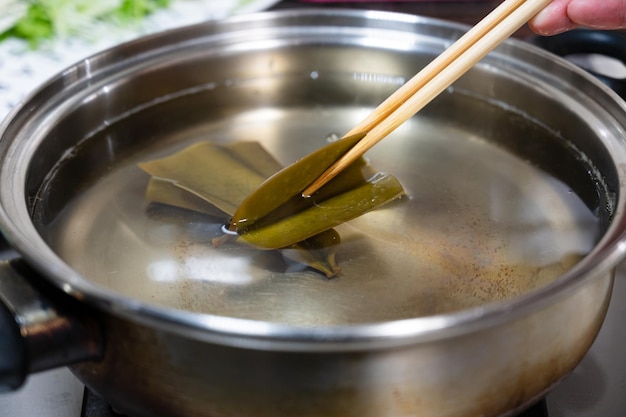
[529,0,578,35]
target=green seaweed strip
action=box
[281,229,341,278]
[238,173,405,250]
[226,141,283,177]
[139,142,267,215]
[145,177,228,217]
[252,157,377,228]
[230,132,367,230]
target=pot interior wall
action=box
[24,22,615,324]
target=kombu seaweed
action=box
[139,135,406,278]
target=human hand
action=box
[529,0,626,35]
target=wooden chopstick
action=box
[302,0,551,197]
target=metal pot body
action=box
[72,275,612,417]
[1,10,626,417]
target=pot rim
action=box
[1,8,626,351]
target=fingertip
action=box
[528,21,578,36]
[529,0,578,36]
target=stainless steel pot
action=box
[1,9,626,417]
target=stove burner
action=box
[521,401,549,417]
[79,388,550,417]
[81,388,121,417]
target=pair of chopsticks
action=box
[302,0,551,197]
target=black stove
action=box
[79,387,550,417]
[81,389,119,417]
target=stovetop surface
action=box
[2,1,626,416]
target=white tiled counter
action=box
[0,0,280,120]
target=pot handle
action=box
[0,244,103,392]
[530,30,626,99]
